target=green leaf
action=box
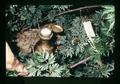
[50,72,61,77]
[10,5,16,15]
[29,6,36,14]
[107,21,115,34]
[27,58,35,66]
[40,64,49,71]
[20,16,26,20]
[75,46,80,56]
[36,70,41,76]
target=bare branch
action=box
[55,5,102,17]
[69,57,91,68]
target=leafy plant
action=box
[25,52,70,77]
[6,5,115,78]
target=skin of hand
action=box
[6,42,28,76]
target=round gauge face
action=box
[40,28,52,37]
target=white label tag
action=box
[83,21,96,48]
[83,21,95,38]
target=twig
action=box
[69,56,91,69]
[55,5,102,17]
[37,18,41,29]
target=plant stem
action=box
[69,56,91,68]
[55,5,102,17]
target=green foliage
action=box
[25,52,71,77]
[84,62,114,78]
[6,70,18,77]
[6,5,115,78]
[92,5,115,56]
